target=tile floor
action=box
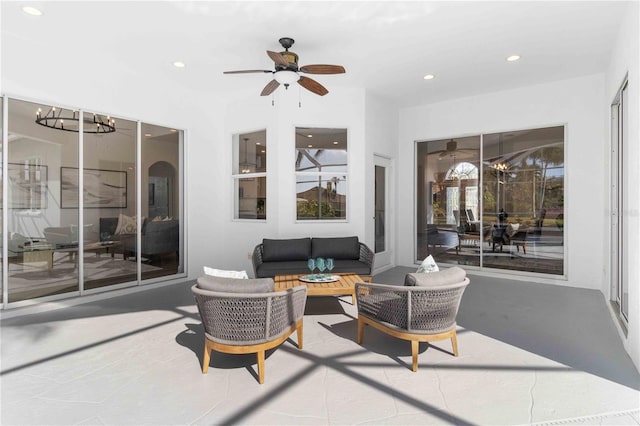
[1,270,639,425]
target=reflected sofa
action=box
[99,217,179,260]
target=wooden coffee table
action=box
[274,273,371,305]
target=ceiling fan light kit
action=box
[224,37,345,97]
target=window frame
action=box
[232,129,267,221]
[294,127,348,222]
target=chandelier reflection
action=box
[35,107,116,134]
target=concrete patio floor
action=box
[1,268,639,425]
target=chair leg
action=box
[297,321,304,349]
[357,318,365,344]
[411,340,419,372]
[451,330,459,357]
[257,350,265,384]
[202,340,211,374]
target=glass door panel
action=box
[374,165,386,253]
[416,136,481,267]
[482,126,565,275]
[82,112,138,290]
[140,122,183,280]
[7,99,79,301]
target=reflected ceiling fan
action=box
[223,37,345,97]
[436,139,478,160]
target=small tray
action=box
[299,274,340,283]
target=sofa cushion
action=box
[311,236,359,260]
[262,238,311,262]
[197,275,274,293]
[256,261,311,278]
[115,214,137,235]
[404,266,466,287]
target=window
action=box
[295,128,347,220]
[233,130,266,220]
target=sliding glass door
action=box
[416,126,565,276]
[1,96,185,308]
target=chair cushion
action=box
[405,266,466,287]
[262,238,311,262]
[197,275,274,293]
[506,223,520,238]
[312,236,359,260]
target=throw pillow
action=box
[114,214,137,235]
[197,275,274,293]
[416,255,439,274]
[506,223,520,238]
[203,267,249,279]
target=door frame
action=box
[373,154,394,272]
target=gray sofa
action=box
[99,217,179,260]
[252,236,374,279]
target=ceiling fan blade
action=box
[299,64,346,74]
[223,70,273,74]
[298,76,329,96]
[260,79,280,96]
[267,50,290,67]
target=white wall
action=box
[398,74,607,290]
[200,87,369,276]
[605,1,639,371]
[364,92,399,271]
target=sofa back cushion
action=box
[197,275,274,293]
[405,266,466,287]
[312,236,360,260]
[262,238,311,262]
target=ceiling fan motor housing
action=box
[277,37,298,71]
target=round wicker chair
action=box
[192,279,307,384]
[355,267,470,372]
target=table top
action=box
[274,273,364,296]
[54,241,122,252]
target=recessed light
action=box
[333,141,339,145]
[173,61,186,68]
[261,150,266,153]
[308,144,313,148]
[145,133,152,137]
[423,74,435,80]
[256,142,261,145]
[506,55,521,62]
[307,134,313,138]
[170,129,177,133]
[22,6,43,16]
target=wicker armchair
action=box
[192,276,307,384]
[355,267,470,372]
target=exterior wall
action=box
[398,74,606,290]
[605,1,640,372]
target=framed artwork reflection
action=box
[61,167,127,208]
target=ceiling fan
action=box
[436,139,478,160]
[223,37,345,97]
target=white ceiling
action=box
[1,1,629,108]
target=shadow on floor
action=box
[373,266,640,390]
